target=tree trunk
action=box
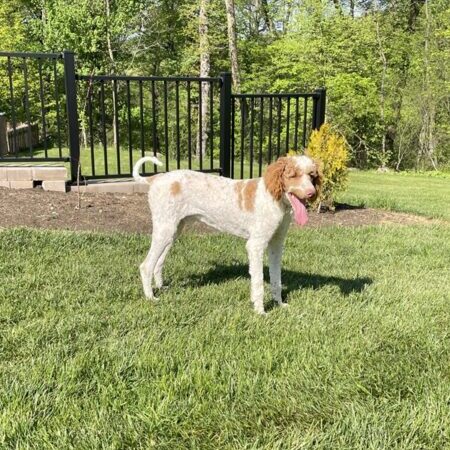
[255,0,273,33]
[349,0,355,18]
[197,0,210,159]
[375,16,388,168]
[105,0,118,149]
[419,0,437,169]
[389,0,421,165]
[224,0,241,92]
[408,0,426,32]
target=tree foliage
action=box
[1,0,449,169]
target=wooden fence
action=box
[0,115,39,155]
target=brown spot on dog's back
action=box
[234,181,244,209]
[243,179,258,211]
[170,181,181,196]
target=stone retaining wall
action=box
[0,166,150,194]
[0,166,68,192]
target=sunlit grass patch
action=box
[1,225,449,448]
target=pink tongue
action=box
[289,194,308,226]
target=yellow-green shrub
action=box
[305,123,349,209]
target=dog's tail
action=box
[133,156,163,183]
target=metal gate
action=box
[0,51,326,182]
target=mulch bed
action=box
[0,187,440,235]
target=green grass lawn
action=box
[14,145,224,176]
[1,226,449,449]
[13,145,274,178]
[338,171,450,220]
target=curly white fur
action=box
[133,155,320,314]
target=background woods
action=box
[0,0,448,170]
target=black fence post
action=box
[63,50,80,182]
[312,88,326,130]
[219,72,232,178]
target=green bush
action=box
[305,124,349,209]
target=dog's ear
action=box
[264,157,289,201]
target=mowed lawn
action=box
[1,225,449,449]
[338,171,450,220]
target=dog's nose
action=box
[306,189,315,198]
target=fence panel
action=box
[229,92,322,179]
[76,74,223,180]
[0,52,69,163]
[0,51,326,182]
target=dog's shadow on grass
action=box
[187,263,372,298]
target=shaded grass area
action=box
[338,170,450,220]
[1,226,449,449]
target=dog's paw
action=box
[144,292,158,301]
[277,302,289,308]
[155,284,169,291]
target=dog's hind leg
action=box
[140,224,177,300]
[153,217,192,289]
[153,238,175,289]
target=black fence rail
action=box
[0,51,69,163]
[76,74,223,180]
[230,90,325,179]
[0,50,326,182]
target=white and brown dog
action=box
[133,155,322,314]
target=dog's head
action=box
[263,155,323,226]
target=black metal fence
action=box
[77,73,223,179]
[230,90,325,179]
[0,51,326,182]
[0,51,69,163]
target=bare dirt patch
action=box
[0,187,441,235]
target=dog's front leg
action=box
[268,238,285,307]
[246,239,267,315]
[268,217,290,307]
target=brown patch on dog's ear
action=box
[170,181,182,196]
[243,179,258,211]
[284,163,298,179]
[234,181,244,210]
[263,157,288,201]
[264,157,300,201]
